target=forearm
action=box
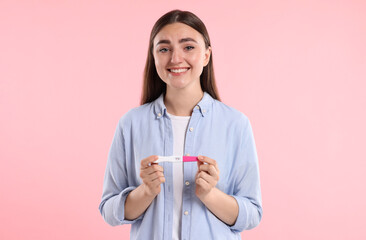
[124,184,156,220]
[199,187,239,226]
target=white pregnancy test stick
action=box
[155,156,198,163]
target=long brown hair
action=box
[140,10,220,105]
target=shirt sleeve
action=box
[229,116,263,232]
[98,118,143,226]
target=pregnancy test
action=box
[154,156,198,163]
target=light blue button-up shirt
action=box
[99,92,262,240]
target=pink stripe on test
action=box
[183,156,199,162]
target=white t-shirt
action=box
[167,112,190,240]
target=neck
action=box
[164,87,204,116]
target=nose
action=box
[170,49,183,64]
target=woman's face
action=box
[153,22,211,92]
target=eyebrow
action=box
[155,37,198,46]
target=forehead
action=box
[153,22,204,44]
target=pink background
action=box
[1,0,365,239]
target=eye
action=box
[185,46,194,51]
[159,48,169,53]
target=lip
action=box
[167,67,190,76]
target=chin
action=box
[169,85,188,90]
[167,80,191,90]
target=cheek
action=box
[153,58,167,81]
[154,60,165,75]
[193,49,206,63]
[154,55,168,70]
[153,55,159,67]
[154,60,160,70]
[189,53,205,69]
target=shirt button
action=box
[157,113,161,117]
[202,109,206,113]
[195,106,200,110]
[185,181,190,186]
[189,127,193,132]
[184,211,189,215]
[185,153,190,156]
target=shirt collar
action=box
[154,92,214,119]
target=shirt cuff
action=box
[113,186,144,224]
[229,195,248,232]
[230,195,262,232]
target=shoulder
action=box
[212,99,250,128]
[117,102,155,129]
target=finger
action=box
[140,168,163,180]
[196,160,203,174]
[197,171,216,186]
[140,161,164,176]
[151,172,165,185]
[143,164,164,175]
[197,158,204,167]
[141,155,159,168]
[140,164,163,178]
[199,164,218,178]
[196,159,204,172]
[144,177,165,195]
[148,175,166,188]
[144,170,165,182]
[198,156,218,171]
[143,175,164,187]
[199,164,210,172]
[194,167,199,180]
[152,176,166,184]
[198,155,214,164]
[196,175,210,189]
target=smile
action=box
[168,68,190,73]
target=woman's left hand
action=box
[195,155,220,201]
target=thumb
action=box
[141,155,159,168]
[196,159,203,170]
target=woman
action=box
[99,10,262,240]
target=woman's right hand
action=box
[140,155,165,197]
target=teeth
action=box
[170,68,188,73]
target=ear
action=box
[203,46,212,67]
